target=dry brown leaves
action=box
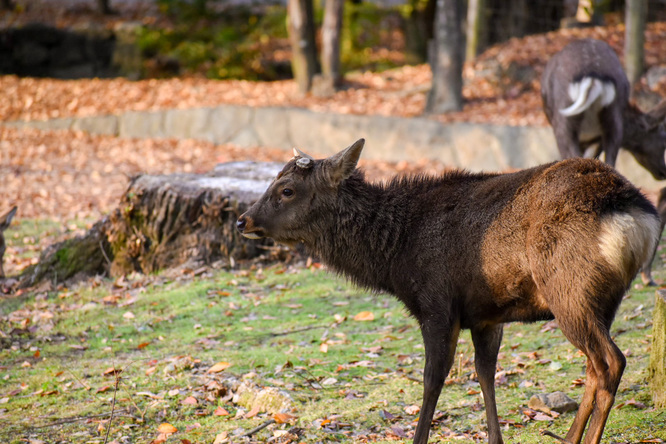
[3,22,666,127]
[2,16,666,223]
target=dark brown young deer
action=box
[237,139,660,444]
[541,38,666,181]
[0,206,17,279]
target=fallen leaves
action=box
[353,311,375,322]
[207,362,232,373]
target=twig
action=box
[213,419,277,444]
[99,241,112,267]
[270,325,326,337]
[243,418,276,437]
[403,374,423,384]
[66,368,91,391]
[121,380,146,422]
[540,429,572,443]
[103,368,121,444]
[33,409,131,428]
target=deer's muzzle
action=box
[236,215,264,239]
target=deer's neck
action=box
[311,178,406,293]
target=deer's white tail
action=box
[560,77,616,117]
[598,209,661,284]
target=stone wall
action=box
[5,104,662,190]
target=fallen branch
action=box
[33,409,132,428]
[103,369,121,444]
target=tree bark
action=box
[321,0,344,87]
[287,0,319,94]
[18,163,298,288]
[465,0,486,61]
[425,0,463,114]
[19,219,112,288]
[650,290,666,408]
[404,0,436,64]
[97,0,114,15]
[625,0,647,89]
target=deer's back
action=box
[390,158,656,326]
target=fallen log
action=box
[19,161,292,287]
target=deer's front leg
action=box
[471,324,505,444]
[412,319,460,444]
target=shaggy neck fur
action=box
[308,171,407,293]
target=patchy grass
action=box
[1,223,665,443]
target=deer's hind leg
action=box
[543,282,626,444]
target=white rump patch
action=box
[598,210,660,283]
[560,77,616,117]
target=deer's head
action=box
[237,139,365,246]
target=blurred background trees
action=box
[0,0,660,108]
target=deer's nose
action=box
[236,216,247,232]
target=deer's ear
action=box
[0,206,17,230]
[324,138,365,184]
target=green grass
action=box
[1,222,665,443]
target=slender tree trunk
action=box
[465,0,486,61]
[321,0,344,88]
[97,0,114,14]
[287,0,319,94]
[650,290,666,408]
[426,0,463,114]
[625,0,647,90]
[1,0,14,10]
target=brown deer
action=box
[541,38,666,180]
[0,206,17,279]
[541,38,666,285]
[237,139,660,444]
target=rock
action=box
[528,391,578,414]
[646,65,666,91]
[233,381,293,414]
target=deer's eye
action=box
[282,188,294,197]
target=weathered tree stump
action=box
[19,161,292,287]
[650,289,666,408]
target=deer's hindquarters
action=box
[598,210,661,285]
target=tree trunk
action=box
[1,0,14,10]
[404,0,436,64]
[625,0,647,89]
[321,0,344,87]
[97,0,114,15]
[19,219,111,288]
[650,290,666,408]
[465,0,486,61]
[287,0,319,94]
[576,0,594,22]
[18,162,298,288]
[425,0,463,114]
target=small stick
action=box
[121,381,146,422]
[103,370,121,444]
[243,418,276,437]
[66,368,91,391]
[214,419,283,444]
[32,409,131,428]
[99,241,112,267]
[540,429,572,443]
